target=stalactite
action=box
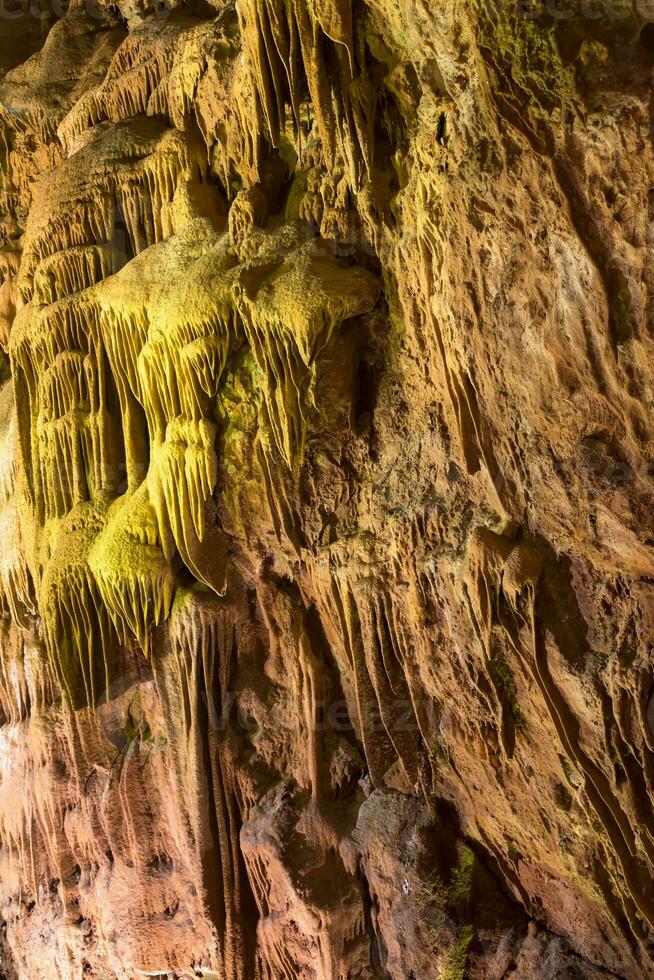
[41,501,118,710]
[236,0,374,187]
[88,483,175,653]
[32,245,122,306]
[19,122,191,301]
[238,240,379,468]
[155,585,251,980]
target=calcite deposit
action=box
[0,0,653,977]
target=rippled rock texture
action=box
[0,1,653,977]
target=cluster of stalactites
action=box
[19,128,189,300]
[57,21,194,157]
[40,500,117,708]
[168,583,235,731]
[239,240,379,467]
[88,482,175,655]
[0,241,22,351]
[54,2,375,196]
[0,621,54,726]
[306,555,425,792]
[0,383,34,625]
[32,245,123,308]
[55,16,245,188]
[163,585,251,980]
[94,253,234,601]
[0,0,383,704]
[9,130,192,524]
[1,135,225,687]
[10,296,119,521]
[236,0,374,187]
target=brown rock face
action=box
[0,1,653,977]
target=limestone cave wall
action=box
[0,1,653,977]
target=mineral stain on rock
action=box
[0,0,652,977]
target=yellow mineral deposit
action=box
[0,0,652,977]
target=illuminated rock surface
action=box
[0,1,653,977]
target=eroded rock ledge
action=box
[0,1,653,977]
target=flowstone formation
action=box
[0,0,653,977]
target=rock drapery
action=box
[0,0,653,977]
